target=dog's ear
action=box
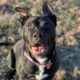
[15,7,30,26]
[43,2,57,26]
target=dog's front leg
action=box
[36,74,48,80]
[18,74,24,80]
[18,74,28,80]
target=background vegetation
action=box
[0,0,80,80]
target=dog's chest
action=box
[35,57,49,79]
[36,57,47,72]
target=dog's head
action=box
[15,3,57,57]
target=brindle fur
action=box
[6,2,59,80]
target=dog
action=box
[6,2,59,80]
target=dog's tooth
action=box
[39,47,44,52]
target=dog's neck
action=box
[23,43,55,66]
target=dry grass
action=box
[0,0,80,80]
[0,14,21,29]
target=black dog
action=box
[7,2,59,80]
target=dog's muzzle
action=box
[29,43,48,56]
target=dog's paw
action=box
[35,74,48,80]
[35,75,40,80]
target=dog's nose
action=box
[33,32,42,39]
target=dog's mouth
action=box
[30,44,47,55]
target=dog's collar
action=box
[24,48,55,69]
[24,51,40,66]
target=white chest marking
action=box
[36,57,47,64]
[35,57,48,80]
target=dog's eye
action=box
[42,27,50,33]
[27,24,34,30]
[27,24,31,29]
